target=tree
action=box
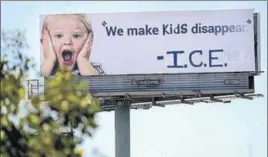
[0,29,101,157]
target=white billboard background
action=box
[40,9,255,75]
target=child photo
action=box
[40,14,104,76]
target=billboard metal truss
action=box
[36,71,263,111]
[27,74,264,111]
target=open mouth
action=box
[62,50,73,62]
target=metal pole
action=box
[115,101,130,157]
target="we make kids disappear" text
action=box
[103,22,249,36]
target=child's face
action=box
[45,15,89,70]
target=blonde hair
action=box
[42,14,94,41]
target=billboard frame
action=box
[40,9,259,77]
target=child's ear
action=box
[40,29,47,45]
[40,30,44,44]
[88,32,93,45]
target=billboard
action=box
[40,9,256,76]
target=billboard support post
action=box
[115,101,130,157]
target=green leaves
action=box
[1,29,100,157]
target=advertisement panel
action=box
[40,9,255,76]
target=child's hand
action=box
[42,29,57,63]
[40,29,57,76]
[77,33,93,61]
[76,33,97,75]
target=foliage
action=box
[0,29,101,157]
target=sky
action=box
[1,1,267,157]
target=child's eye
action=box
[55,34,63,38]
[73,34,82,38]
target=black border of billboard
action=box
[254,13,262,75]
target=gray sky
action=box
[1,1,267,157]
